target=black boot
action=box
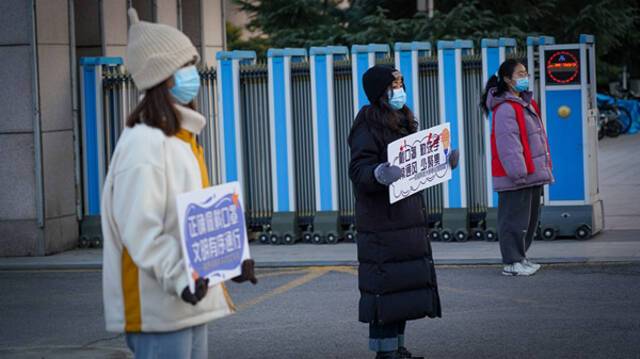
[375,351,399,359]
[397,346,424,359]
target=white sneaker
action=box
[523,259,542,272]
[502,262,536,276]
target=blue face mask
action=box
[389,88,407,110]
[514,77,529,92]
[170,66,200,104]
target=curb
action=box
[1,257,639,271]
[0,262,102,271]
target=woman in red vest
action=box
[481,59,554,276]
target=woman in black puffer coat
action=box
[349,65,458,359]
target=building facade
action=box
[0,0,226,256]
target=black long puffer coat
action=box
[348,107,442,325]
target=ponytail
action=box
[481,58,523,115]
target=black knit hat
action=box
[362,65,396,103]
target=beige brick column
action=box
[156,0,178,27]
[102,0,128,59]
[0,0,79,256]
[201,0,225,67]
[36,0,79,254]
[182,0,225,67]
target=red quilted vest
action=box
[491,99,545,177]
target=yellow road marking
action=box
[255,268,311,279]
[237,268,329,311]
[331,266,358,276]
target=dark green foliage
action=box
[226,22,270,57]
[229,0,640,86]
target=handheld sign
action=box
[388,123,452,204]
[177,181,250,292]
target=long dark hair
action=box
[127,79,195,136]
[363,90,418,136]
[480,58,523,115]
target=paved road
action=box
[1,263,639,358]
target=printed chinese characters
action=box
[188,204,242,264]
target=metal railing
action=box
[462,55,487,227]
[334,60,356,228]
[291,62,316,228]
[96,52,515,238]
[418,56,444,225]
[239,63,273,228]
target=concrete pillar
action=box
[182,0,203,55]
[201,0,225,66]
[0,0,78,256]
[101,0,128,59]
[180,0,225,67]
[74,0,102,59]
[75,0,223,65]
[131,0,154,21]
[0,0,226,257]
[156,0,178,27]
[0,0,39,254]
[36,0,78,254]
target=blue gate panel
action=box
[546,89,585,201]
[442,50,462,208]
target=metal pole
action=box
[220,0,227,50]
[69,0,83,222]
[177,0,183,31]
[29,0,45,256]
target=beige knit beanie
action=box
[126,8,200,91]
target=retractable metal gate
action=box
[238,63,273,230]
[82,36,600,247]
[333,59,356,232]
[417,57,445,231]
[461,54,488,239]
[291,61,316,239]
[101,66,221,183]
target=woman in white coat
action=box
[101,9,256,359]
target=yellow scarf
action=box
[175,129,210,187]
[175,129,237,312]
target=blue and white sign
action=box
[177,181,251,290]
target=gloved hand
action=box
[374,162,402,186]
[181,277,209,306]
[448,149,459,170]
[232,259,258,285]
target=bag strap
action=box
[530,99,541,118]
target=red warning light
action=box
[546,50,579,84]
